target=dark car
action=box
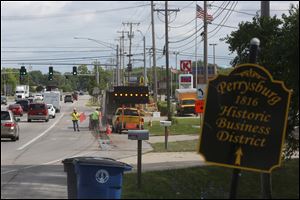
[16,100,30,112]
[8,104,24,117]
[64,95,73,103]
[1,96,7,105]
[1,110,20,141]
[27,102,49,122]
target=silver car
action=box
[1,110,20,141]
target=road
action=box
[1,95,151,199]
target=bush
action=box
[157,101,175,116]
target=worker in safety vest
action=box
[90,108,100,131]
[71,108,80,132]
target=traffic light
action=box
[72,66,77,75]
[49,66,53,75]
[20,66,27,76]
[48,74,53,81]
[48,66,53,80]
[127,63,132,72]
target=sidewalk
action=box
[117,134,206,172]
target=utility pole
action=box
[123,22,140,84]
[117,30,129,85]
[261,1,270,17]
[116,44,120,86]
[143,35,147,86]
[209,43,217,72]
[260,3,272,198]
[195,1,198,88]
[174,51,179,93]
[203,1,208,84]
[151,1,158,101]
[155,2,179,121]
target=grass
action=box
[85,98,100,107]
[151,140,198,152]
[145,117,201,136]
[122,159,299,199]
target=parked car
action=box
[1,96,7,105]
[1,110,20,141]
[8,104,24,117]
[112,107,144,134]
[16,99,30,112]
[47,104,56,119]
[27,102,49,122]
[64,95,73,103]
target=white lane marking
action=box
[17,113,65,151]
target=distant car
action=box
[8,104,24,117]
[112,107,144,134]
[27,102,49,122]
[34,93,44,101]
[1,96,7,105]
[79,91,84,95]
[47,104,56,119]
[64,95,73,103]
[72,92,78,101]
[28,97,34,103]
[16,100,30,112]
[1,110,20,141]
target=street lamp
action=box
[136,30,147,86]
[74,37,118,85]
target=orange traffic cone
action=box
[106,124,112,134]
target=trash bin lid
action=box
[62,156,95,164]
[73,157,132,170]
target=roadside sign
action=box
[180,60,192,73]
[198,64,291,173]
[113,86,149,104]
[195,100,204,113]
[197,84,207,100]
[179,74,193,89]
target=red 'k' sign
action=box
[180,60,192,72]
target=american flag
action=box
[196,4,213,22]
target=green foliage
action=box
[222,5,299,159]
[157,101,175,116]
[151,140,198,152]
[122,159,299,199]
[145,118,200,136]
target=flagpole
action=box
[195,1,198,89]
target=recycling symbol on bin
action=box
[95,169,109,184]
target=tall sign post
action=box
[198,39,291,198]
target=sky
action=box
[1,1,298,74]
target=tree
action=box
[222,5,299,158]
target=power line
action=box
[1,55,115,62]
[169,25,204,43]
[2,4,151,20]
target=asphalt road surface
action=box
[1,95,151,199]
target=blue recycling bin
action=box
[73,157,132,199]
[62,156,94,199]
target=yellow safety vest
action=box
[71,112,80,121]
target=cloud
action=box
[1,1,71,17]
